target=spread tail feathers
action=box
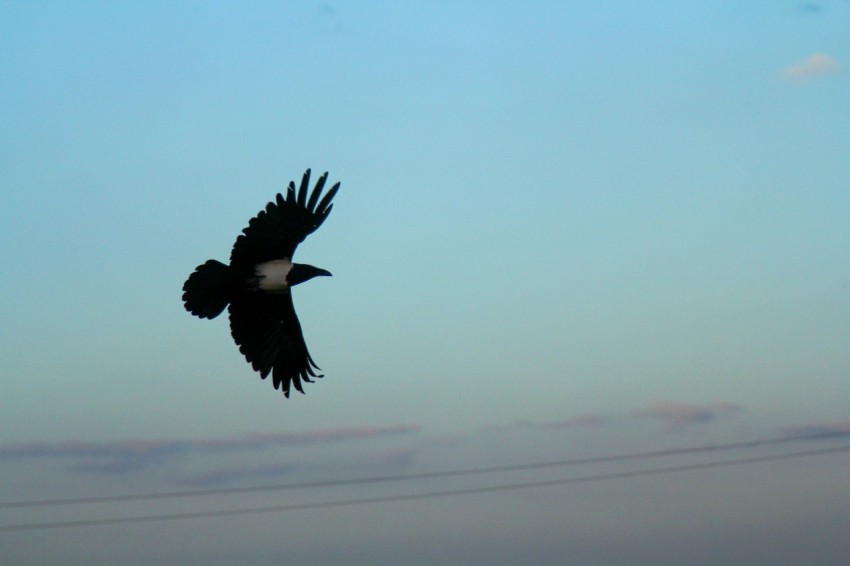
[182,260,232,319]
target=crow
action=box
[182,169,339,397]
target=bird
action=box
[182,169,340,397]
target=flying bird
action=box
[182,169,340,397]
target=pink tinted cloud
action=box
[782,53,840,82]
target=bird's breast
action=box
[252,259,292,292]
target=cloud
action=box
[7,407,846,496]
[540,413,613,429]
[781,421,850,439]
[176,447,420,487]
[0,425,420,475]
[177,462,303,487]
[782,53,840,82]
[0,439,191,465]
[485,414,613,432]
[635,401,741,429]
[172,401,740,487]
[473,403,742,435]
[191,425,420,452]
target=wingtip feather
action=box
[316,183,339,216]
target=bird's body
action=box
[182,169,339,397]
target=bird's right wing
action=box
[229,169,339,271]
[228,290,322,397]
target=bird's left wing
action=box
[228,291,322,397]
[229,169,339,270]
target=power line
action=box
[1,429,847,510]
[1,443,848,532]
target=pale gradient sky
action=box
[1,1,849,564]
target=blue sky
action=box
[1,1,849,564]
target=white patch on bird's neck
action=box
[254,259,293,292]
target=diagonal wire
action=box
[1,443,848,532]
[1,430,847,510]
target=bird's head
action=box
[287,263,332,287]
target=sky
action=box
[1,1,849,564]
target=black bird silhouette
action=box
[182,169,339,396]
